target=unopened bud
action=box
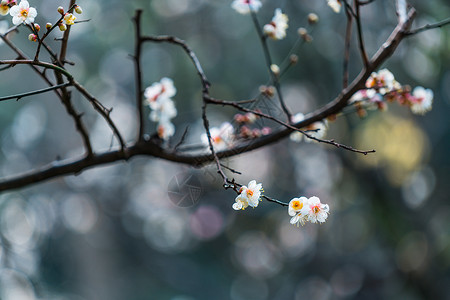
[289,54,298,65]
[270,64,280,76]
[327,114,337,122]
[58,22,67,31]
[74,5,82,14]
[259,85,275,98]
[308,13,319,25]
[298,27,308,37]
[46,22,52,30]
[28,33,37,42]
[33,23,40,32]
[57,6,64,15]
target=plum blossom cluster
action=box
[350,68,434,116]
[289,112,328,143]
[1,1,84,42]
[288,196,330,226]
[234,112,271,140]
[144,78,178,141]
[232,180,330,227]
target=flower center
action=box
[292,200,303,210]
[246,190,254,197]
[20,8,28,18]
[313,206,320,214]
[213,136,222,144]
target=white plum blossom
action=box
[232,194,249,210]
[410,86,433,115]
[149,97,177,122]
[231,0,262,15]
[0,2,10,16]
[263,9,288,40]
[366,68,400,94]
[157,121,175,140]
[144,77,178,141]
[144,77,176,105]
[300,196,330,224]
[327,0,342,13]
[288,197,308,226]
[201,122,234,151]
[10,0,37,25]
[289,113,305,142]
[232,180,263,210]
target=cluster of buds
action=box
[259,85,276,98]
[297,27,313,42]
[55,4,82,31]
[239,125,271,139]
[350,69,434,116]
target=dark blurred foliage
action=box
[0,0,449,299]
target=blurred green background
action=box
[0,0,449,299]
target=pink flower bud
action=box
[28,34,37,42]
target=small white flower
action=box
[327,0,342,13]
[149,97,177,122]
[232,194,249,210]
[10,0,37,25]
[0,2,10,16]
[410,86,433,115]
[290,113,305,142]
[263,9,288,40]
[157,121,175,140]
[232,180,263,210]
[365,69,397,94]
[231,0,262,15]
[201,122,234,151]
[300,196,330,224]
[144,77,176,104]
[288,197,308,226]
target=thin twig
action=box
[141,35,210,93]
[205,96,376,155]
[0,82,71,102]
[343,4,354,88]
[249,10,292,121]
[133,10,145,141]
[353,0,369,67]
[405,17,450,35]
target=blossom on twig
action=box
[232,180,263,210]
[263,9,288,40]
[9,0,37,25]
[289,196,329,226]
[201,122,234,151]
[409,86,433,115]
[231,0,262,15]
[327,0,342,13]
[144,78,178,141]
